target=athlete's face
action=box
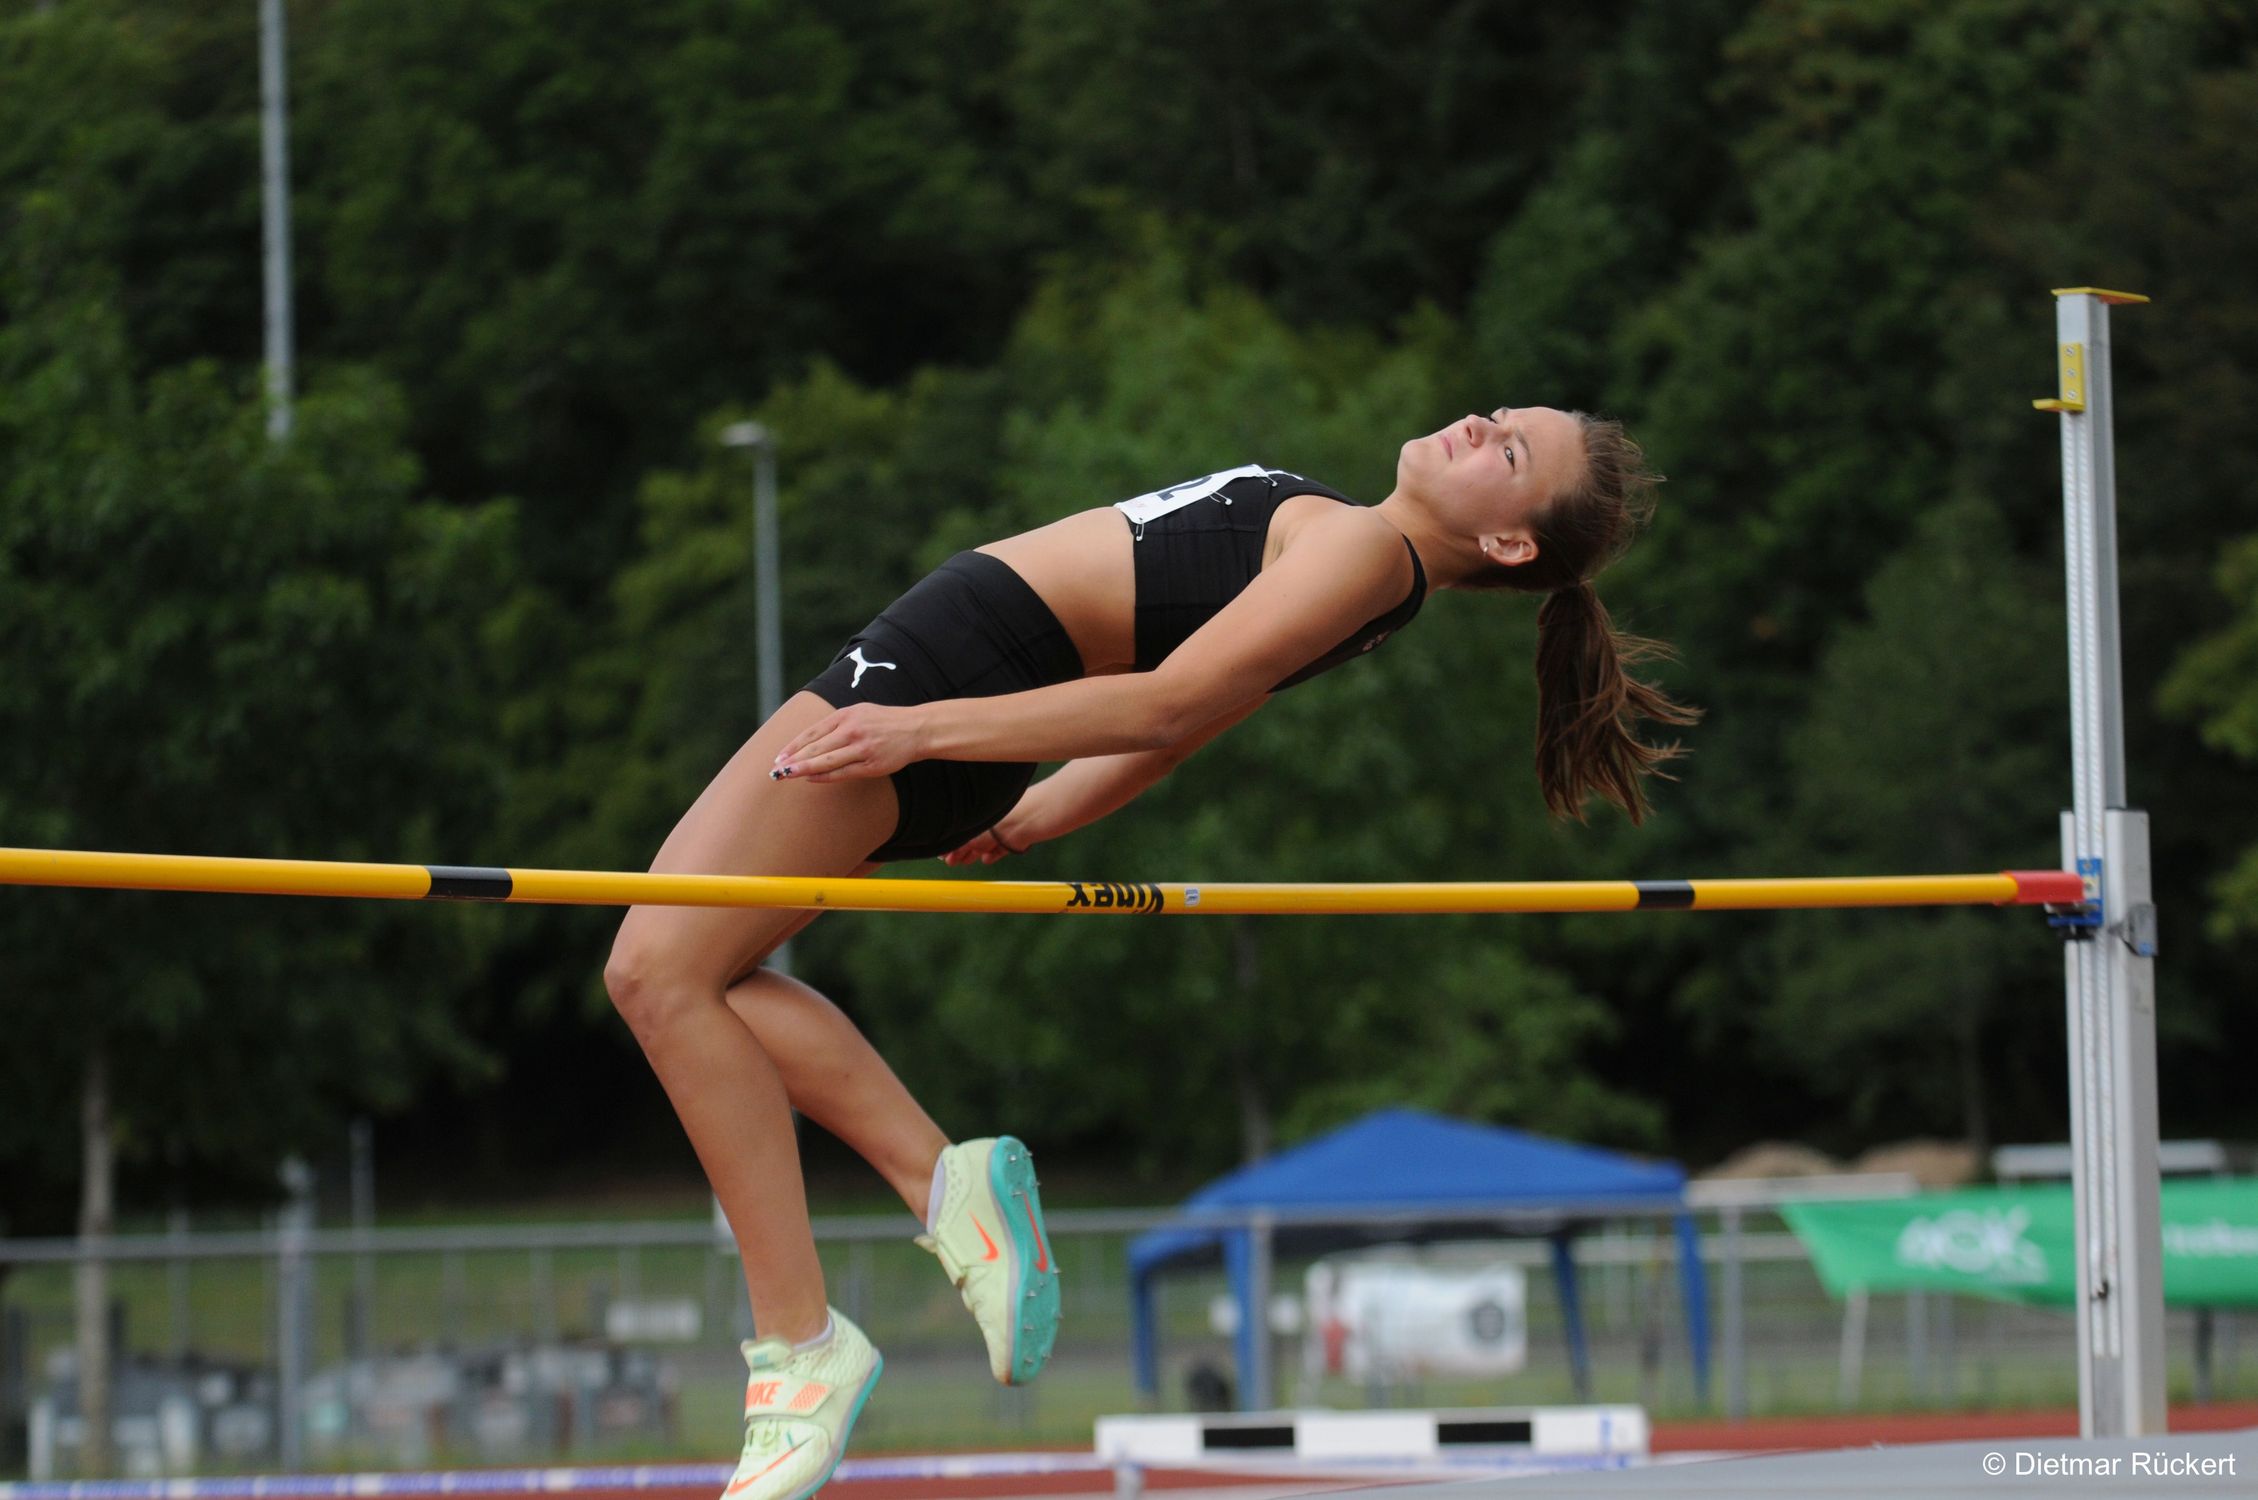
[1401,405,1586,570]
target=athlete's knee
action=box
[603,929,705,1037]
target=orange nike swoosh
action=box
[1025,1201,1050,1273]
[725,1440,804,1495]
[973,1214,1000,1262]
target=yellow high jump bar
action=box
[0,847,2088,917]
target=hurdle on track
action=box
[1095,1403,1647,1464]
[0,847,2086,916]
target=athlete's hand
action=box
[940,829,1013,866]
[772,704,926,783]
[941,815,1039,866]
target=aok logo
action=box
[1063,881,1166,914]
[1895,1208,2049,1282]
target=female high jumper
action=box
[600,407,1696,1500]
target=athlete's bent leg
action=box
[722,899,1060,1386]
[604,691,898,1348]
[723,968,949,1220]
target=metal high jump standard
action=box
[2037,287,2163,1438]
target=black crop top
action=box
[1113,465,1427,692]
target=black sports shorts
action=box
[804,550,1083,863]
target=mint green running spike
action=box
[722,1308,882,1500]
[915,1135,1061,1383]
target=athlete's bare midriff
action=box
[973,510,1138,675]
[975,493,1368,678]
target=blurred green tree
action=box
[1006,0,1633,330]
[1743,499,2064,1153]
[297,0,1047,587]
[1975,7,2258,1130]
[2164,536,2258,937]
[0,244,516,1215]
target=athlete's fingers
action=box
[773,724,856,780]
[772,722,819,764]
[779,705,879,769]
[941,832,1000,866]
[773,710,847,772]
[785,744,869,782]
[779,703,922,783]
[772,736,837,779]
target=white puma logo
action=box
[847,646,897,689]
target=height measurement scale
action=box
[2036,288,2165,1437]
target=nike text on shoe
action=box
[721,1309,882,1500]
[914,1136,1060,1384]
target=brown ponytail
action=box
[1463,415,1699,824]
[1533,580,1696,824]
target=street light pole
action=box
[259,0,294,442]
[721,421,789,977]
[752,439,784,730]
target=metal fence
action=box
[1,1187,2247,1479]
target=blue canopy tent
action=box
[1127,1108,1710,1409]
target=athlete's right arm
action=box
[940,698,1266,864]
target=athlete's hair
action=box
[1460,414,1698,824]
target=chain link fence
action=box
[1,1196,2245,1479]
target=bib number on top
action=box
[1113,464,1273,530]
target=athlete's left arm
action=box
[774,508,1403,780]
[941,695,1270,863]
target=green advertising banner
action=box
[1780,1179,2258,1307]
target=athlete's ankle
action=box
[760,1309,832,1349]
[923,1149,950,1234]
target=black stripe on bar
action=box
[1634,881,1696,909]
[1201,1424,1296,1450]
[424,866,515,901]
[1438,1417,1535,1445]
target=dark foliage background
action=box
[5,0,2256,1229]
